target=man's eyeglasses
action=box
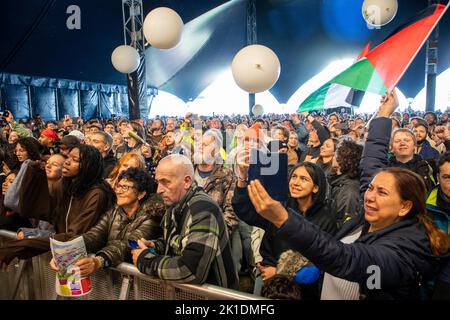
[115,183,135,193]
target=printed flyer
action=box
[50,236,92,297]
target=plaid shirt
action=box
[137,184,238,289]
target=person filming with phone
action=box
[232,124,337,296]
[237,91,450,300]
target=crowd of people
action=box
[0,91,449,300]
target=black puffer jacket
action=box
[329,173,361,228]
[388,154,436,192]
[82,194,165,267]
[103,151,117,178]
[278,209,440,300]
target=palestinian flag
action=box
[297,42,372,112]
[298,4,449,112]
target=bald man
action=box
[132,154,238,289]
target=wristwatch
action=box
[95,255,105,269]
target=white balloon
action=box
[231,44,281,94]
[111,45,140,74]
[144,7,183,49]
[362,0,398,27]
[252,104,264,116]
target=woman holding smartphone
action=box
[240,92,450,300]
[232,129,336,296]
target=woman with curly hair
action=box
[15,137,42,164]
[329,139,363,229]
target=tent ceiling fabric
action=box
[145,0,247,102]
[1,0,449,104]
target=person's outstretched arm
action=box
[359,91,398,196]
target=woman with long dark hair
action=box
[15,137,42,164]
[233,149,336,296]
[0,144,114,268]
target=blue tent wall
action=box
[0,73,129,120]
[31,87,57,121]
[3,84,30,119]
[80,90,99,120]
[58,88,80,118]
[99,91,114,119]
[119,93,129,117]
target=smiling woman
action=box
[232,149,336,297]
[238,91,450,300]
[0,144,114,268]
[49,167,164,277]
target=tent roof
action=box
[1,0,450,103]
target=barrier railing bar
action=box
[112,263,263,300]
[119,276,132,300]
[11,260,27,299]
[32,255,43,300]
[0,230,17,239]
[0,230,263,300]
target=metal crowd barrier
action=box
[0,230,262,300]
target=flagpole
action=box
[389,3,450,92]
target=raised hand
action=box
[435,125,450,141]
[4,110,13,123]
[378,90,399,118]
[236,148,250,184]
[247,180,289,228]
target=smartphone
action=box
[128,240,156,254]
[248,150,288,202]
[128,239,140,249]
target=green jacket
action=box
[426,187,450,235]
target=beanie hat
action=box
[57,135,81,149]
[40,128,58,142]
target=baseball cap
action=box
[68,130,85,140]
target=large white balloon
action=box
[252,104,264,116]
[143,7,183,49]
[231,44,281,94]
[111,45,140,74]
[362,0,398,27]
